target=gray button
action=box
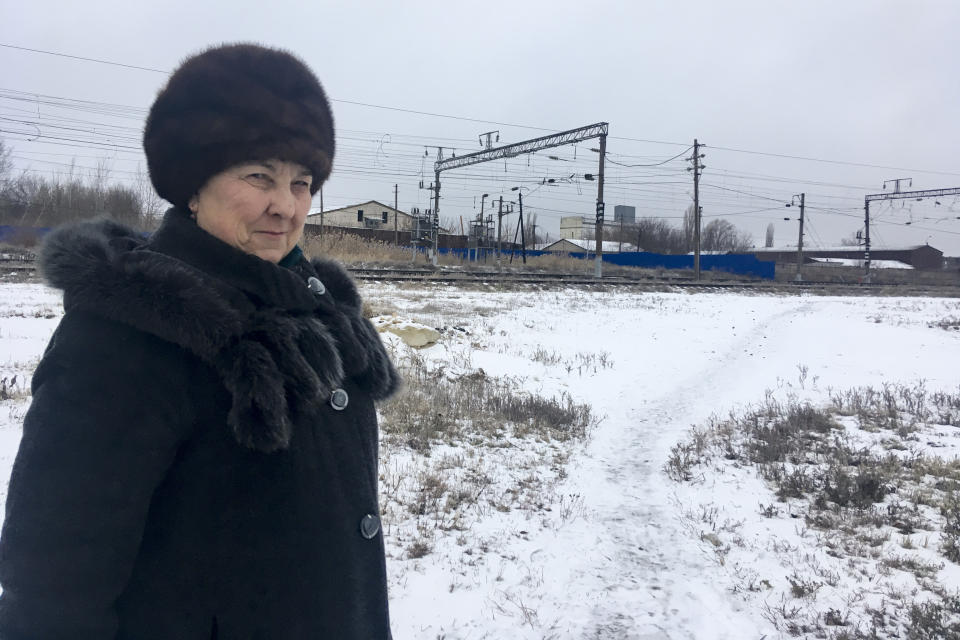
[307,277,326,295]
[330,388,349,411]
[360,514,380,539]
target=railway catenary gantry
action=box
[863,184,960,282]
[431,122,609,277]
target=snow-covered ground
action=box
[1,282,958,638]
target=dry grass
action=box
[666,382,960,639]
[379,350,596,451]
[376,344,599,566]
[302,231,415,265]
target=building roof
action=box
[811,258,914,269]
[306,200,411,219]
[542,238,636,253]
[749,244,937,253]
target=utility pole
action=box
[495,196,514,271]
[594,132,607,278]
[687,139,705,280]
[394,183,399,245]
[419,177,440,266]
[497,196,505,271]
[792,193,805,282]
[519,198,526,264]
[433,169,440,266]
[511,191,527,264]
[863,200,872,282]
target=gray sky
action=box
[3,0,960,255]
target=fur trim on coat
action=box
[39,215,399,452]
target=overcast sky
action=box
[3,0,959,254]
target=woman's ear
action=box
[188,195,199,218]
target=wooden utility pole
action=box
[594,133,607,278]
[795,193,805,282]
[433,170,440,266]
[688,139,704,280]
[519,191,527,264]
[394,183,399,245]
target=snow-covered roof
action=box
[750,244,936,253]
[810,258,914,269]
[544,238,636,253]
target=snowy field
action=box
[2,281,959,639]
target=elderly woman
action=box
[0,44,399,639]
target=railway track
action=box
[4,258,958,297]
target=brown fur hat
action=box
[143,43,334,208]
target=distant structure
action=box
[735,244,943,270]
[541,238,636,254]
[305,200,414,231]
[559,215,589,240]
[613,205,635,224]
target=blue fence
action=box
[2,225,774,280]
[438,248,775,279]
[0,225,52,245]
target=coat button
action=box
[360,514,381,539]
[329,388,349,411]
[307,277,326,295]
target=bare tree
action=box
[0,165,155,231]
[681,204,696,252]
[765,223,775,248]
[635,217,687,254]
[523,212,540,247]
[701,219,753,252]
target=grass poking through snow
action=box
[667,382,960,639]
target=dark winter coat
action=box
[0,210,400,640]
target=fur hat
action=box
[143,43,334,208]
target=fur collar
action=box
[39,212,399,452]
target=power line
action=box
[4,43,959,179]
[0,43,168,74]
[704,143,960,179]
[605,146,692,168]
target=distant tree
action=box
[682,204,696,252]
[701,219,753,252]
[0,164,155,231]
[635,217,687,254]
[522,212,541,247]
[765,223,775,248]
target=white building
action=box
[560,215,590,240]
[305,200,416,232]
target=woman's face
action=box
[189,160,313,263]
